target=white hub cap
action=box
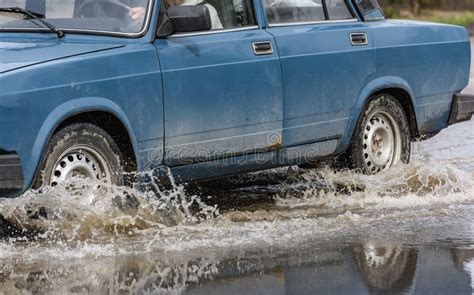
[50,145,111,186]
[362,110,402,174]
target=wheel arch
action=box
[337,77,420,154]
[26,97,140,190]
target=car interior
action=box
[175,0,255,29]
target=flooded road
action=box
[1,55,474,294]
[1,116,472,295]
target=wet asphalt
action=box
[0,41,473,295]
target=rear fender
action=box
[336,76,416,154]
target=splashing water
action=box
[0,121,472,294]
[274,161,474,212]
[0,175,218,243]
[0,139,473,246]
[1,158,471,247]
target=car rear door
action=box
[154,0,283,167]
[263,0,376,147]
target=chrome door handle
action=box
[252,41,273,55]
[350,32,368,46]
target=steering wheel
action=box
[77,0,131,19]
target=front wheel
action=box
[34,123,125,188]
[346,94,411,174]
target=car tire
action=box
[346,94,411,174]
[34,123,125,188]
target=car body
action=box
[0,0,472,197]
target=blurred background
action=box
[380,0,474,34]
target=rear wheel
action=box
[346,94,411,174]
[35,123,125,188]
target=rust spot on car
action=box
[267,132,282,151]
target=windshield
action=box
[0,0,152,36]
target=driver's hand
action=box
[129,7,146,22]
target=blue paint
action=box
[265,21,376,147]
[155,30,283,166]
[0,0,471,196]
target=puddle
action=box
[0,120,472,294]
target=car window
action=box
[353,0,384,21]
[326,0,353,20]
[161,0,256,32]
[264,0,325,24]
[0,0,152,35]
[264,0,354,25]
[354,0,377,14]
[209,0,256,28]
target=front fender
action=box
[25,97,140,190]
[336,76,417,153]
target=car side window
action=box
[264,0,354,25]
[210,0,257,28]
[264,0,325,24]
[326,0,353,20]
[161,0,256,31]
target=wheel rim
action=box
[362,110,402,174]
[50,145,111,186]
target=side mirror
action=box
[157,5,212,37]
[156,10,175,38]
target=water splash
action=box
[0,121,473,295]
[274,161,474,212]
[1,159,472,246]
[0,161,472,294]
[0,175,218,243]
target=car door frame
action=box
[258,0,377,152]
[153,0,286,181]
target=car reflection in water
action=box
[351,243,418,295]
[1,241,473,294]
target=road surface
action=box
[0,42,473,295]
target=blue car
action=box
[0,0,473,196]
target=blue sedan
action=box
[0,0,472,197]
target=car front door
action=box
[264,0,376,147]
[154,0,283,168]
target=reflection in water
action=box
[351,244,417,295]
[0,256,220,294]
[466,260,474,291]
[452,243,474,293]
[1,242,473,294]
